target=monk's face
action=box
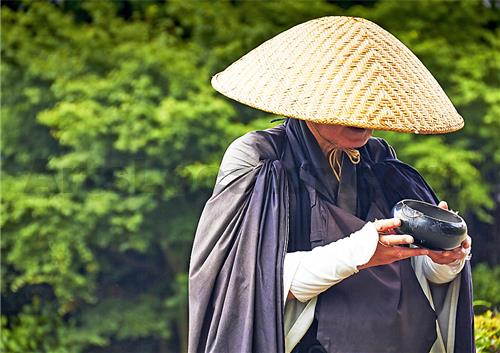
[306,121,373,148]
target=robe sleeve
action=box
[188,132,289,353]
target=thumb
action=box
[438,200,448,210]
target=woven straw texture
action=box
[211,16,464,134]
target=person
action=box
[188,16,474,353]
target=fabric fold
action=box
[189,147,289,352]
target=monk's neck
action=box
[305,121,335,158]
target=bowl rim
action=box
[398,199,465,225]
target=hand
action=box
[357,218,429,270]
[426,201,472,265]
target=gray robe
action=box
[188,119,474,353]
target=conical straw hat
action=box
[211,16,464,134]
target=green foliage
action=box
[474,264,500,310]
[365,0,500,221]
[1,1,234,351]
[475,311,500,353]
[1,1,499,352]
[473,264,500,353]
[377,132,494,221]
[1,299,59,353]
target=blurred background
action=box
[1,0,499,352]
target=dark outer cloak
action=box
[188,118,474,353]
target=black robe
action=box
[188,118,474,353]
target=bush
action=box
[474,264,500,310]
[475,311,499,353]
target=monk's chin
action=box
[346,126,369,133]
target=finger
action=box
[457,246,471,258]
[453,247,467,256]
[378,227,398,235]
[441,246,464,253]
[374,218,400,232]
[438,201,448,210]
[426,250,446,259]
[447,243,470,256]
[392,247,429,260]
[374,218,401,233]
[429,248,461,256]
[462,236,472,249]
[379,234,414,246]
[428,249,465,262]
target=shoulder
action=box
[216,125,286,184]
[363,136,397,162]
[365,137,439,204]
[220,125,286,168]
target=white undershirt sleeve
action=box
[285,222,379,303]
[422,255,467,284]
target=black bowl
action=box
[391,199,467,250]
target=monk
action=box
[188,16,475,353]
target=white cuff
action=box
[422,256,467,284]
[285,222,378,303]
